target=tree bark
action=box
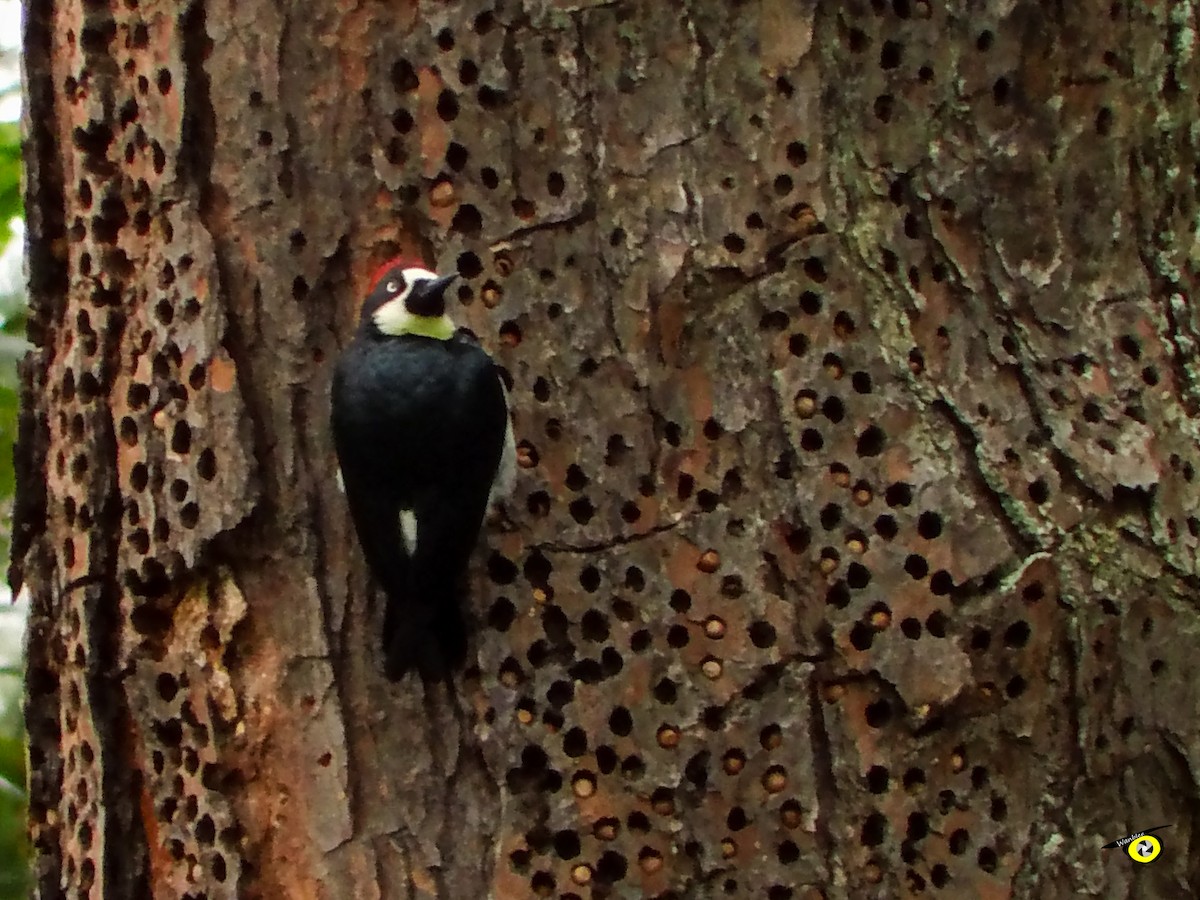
[15,0,1200,898]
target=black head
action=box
[361,257,459,337]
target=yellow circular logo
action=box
[1128,836,1161,863]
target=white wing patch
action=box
[490,384,517,505]
[398,508,418,556]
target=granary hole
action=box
[568,497,594,524]
[929,570,953,595]
[513,198,537,220]
[1116,334,1141,359]
[150,141,167,175]
[800,428,824,451]
[444,141,468,171]
[993,77,1010,105]
[916,511,942,539]
[578,565,600,593]
[749,621,777,647]
[499,320,521,347]
[880,39,902,69]
[874,94,894,122]
[760,309,792,333]
[856,425,886,456]
[595,745,618,774]
[905,554,929,579]
[171,421,192,455]
[849,622,874,650]
[546,680,574,707]
[197,447,217,481]
[846,562,870,589]
[451,251,482,280]
[608,706,633,736]
[488,598,516,631]
[860,812,887,846]
[188,364,206,391]
[451,204,483,236]
[653,677,678,703]
[565,463,588,491]
[1003,620,1030,648]
[484,552,517,586]
[925,610,948,637]
[803,257,827,283]
[865,699,892,728]
[180,503,200,529]
[977,846,999,873]
[835,309,854,338]
[456,58,480,87]
[391,59,419,92]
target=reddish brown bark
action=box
[16,1,1200,898]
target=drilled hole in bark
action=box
[451,204,483,236]
[197,448,217,481]
[917,511,942,538]
[486,552,518,585]
[568,497,594,524]
[391,59,418,92]
[170,421,192,454]
[487,598,516,632]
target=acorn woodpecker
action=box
[331,256,515,681]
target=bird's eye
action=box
[385,280,400,293]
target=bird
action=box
[331,255,515,681]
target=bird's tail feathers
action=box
[382,566,469,682]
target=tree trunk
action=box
[15,0,1200,897]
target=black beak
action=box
[406,273,458,316]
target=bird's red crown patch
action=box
[369,255,428,291]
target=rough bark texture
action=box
[15,0,1200,898]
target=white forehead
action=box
[401,267,438,284]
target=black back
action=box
[331,332,507,679]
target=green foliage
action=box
[0,115,22,567]
[0,106,27,898]
[0,121,16,249]
[0,678,26,899]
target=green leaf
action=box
[0,115,24,899]
[0,122,17,248]
[0,735,21,795]
[0,669,26,898]
[0,385,16,501]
